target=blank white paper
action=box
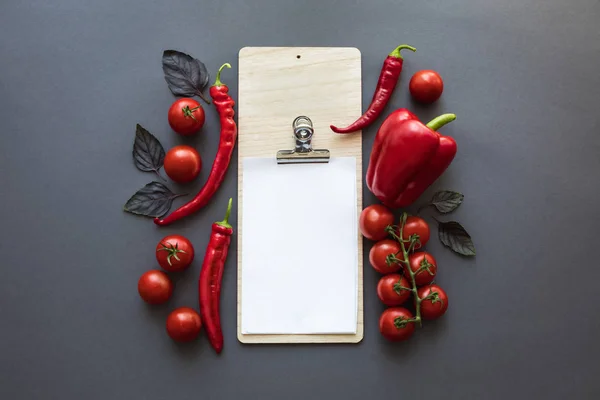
[241,157,358,334]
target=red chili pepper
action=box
[366,109,457,208]
[198,198,233,354]
[154,63,237,226]
[330,44,416,134]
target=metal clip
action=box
[276,116,330,164]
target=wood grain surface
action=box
[237,47,364,344]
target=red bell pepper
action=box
[366,109,457,208]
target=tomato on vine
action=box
[401,216,430,250]
[369,239,403,274]
[408,251,437,286]
[377,274,411,306]
[418,284,448,320]
[359,204,394,241]
[379,307,415,341]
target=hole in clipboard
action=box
[296,55,301,59]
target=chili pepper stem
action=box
[389,44,417,59]
[426,113,456,131]
[216,198,233,229]
[213,63,231,87]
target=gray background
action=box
[1,0,599,399]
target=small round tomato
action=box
[156,235,195,272]
[369,239,402,274]
[168,98,205,136]
[166,307,202,342]
[401,216,430,250]
[164,145,202,183]
[408,251,437,286]
[418,284,448,320]
[137,270,173,305]
[377,274,411,306]
[409,70,444,104]
[379,307,415,341]
[359,204,394,241]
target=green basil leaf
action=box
[430,190,464,213]
[162,50,210,103]
[133,124,165,178]
[437,220,476,256]
[123,182,184,218]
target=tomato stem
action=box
[157,242,188,266]
[397,212,423,327]
[413,256,435,276]
[182,105,198,121]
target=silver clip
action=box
[276,116,330,164]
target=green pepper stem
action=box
[213,63,231,87]
[389,44,417,59]
[216,198,233,229]
[426,113,456,131]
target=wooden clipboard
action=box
[237,47,363,344]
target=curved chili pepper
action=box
[330,44,416,134]
[199,198,233,354]
[154,63,237,226]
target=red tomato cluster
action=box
[137,234,202,342]
[137,97,209,341]
[360,204,449,342]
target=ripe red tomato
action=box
[359,204,394,241]
[168,98,205,136]
[418,284,448,320]
[379,307,415,341]
[409,70,444,104]
[401,216,430,250]
[156,235,195,272]
[369,239,403,274]
[166,307,202,342]
[408,251,437,286]
[377,274,411,306]
[164,145,202,183]
[137,270,173,305]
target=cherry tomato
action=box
[409,70,444,104]
[401,216,430,250]
[377,274,411,306]
[418,284,448,320]
[408,251,437,286]
[168,98,205,136]
[156,235,194,272]
[359,204,394,241]
[164,145,202,183]
[379,307,415,341]
[369,239,403,274]
[137,270,173,305]
[166,307,202,342]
